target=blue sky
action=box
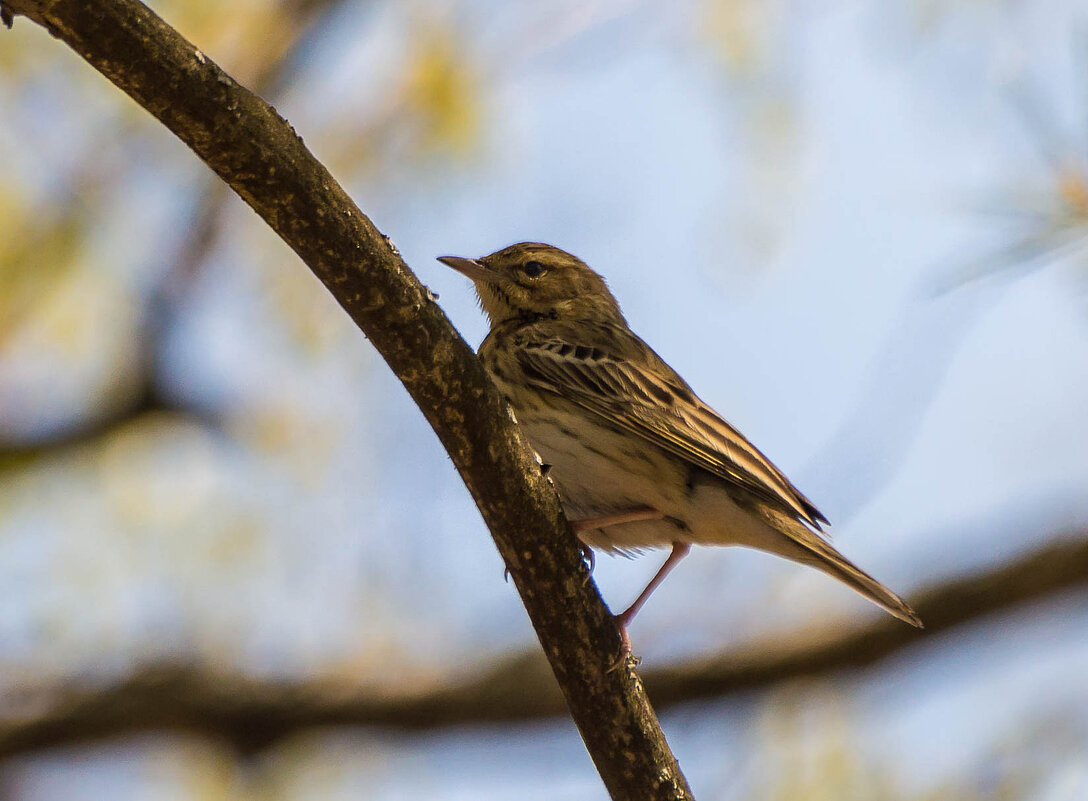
[2,0,1088,798]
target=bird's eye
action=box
[522,260,546,279]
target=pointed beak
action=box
[437,255,492,283]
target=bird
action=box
[439,242,922,647]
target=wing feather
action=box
[514,326,828,529]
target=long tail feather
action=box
[766,514,923,628]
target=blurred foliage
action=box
[402,22,481,157]
[319,19,483,183]
[0,193,86,348]
[895,0,1018,40]
[748,685,1086,801]
[697,0,803,276]
[2,0,1088,799]
[701,0,783,76]
[156,0,310,82]
[0,0,483,463]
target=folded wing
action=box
[514,323,829,530]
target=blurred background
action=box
[2,0,1088,798]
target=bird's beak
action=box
[437,255,492,283]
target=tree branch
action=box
[0,1,694,797]
[1,533,1084,760]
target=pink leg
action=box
[571,506,663,583]
[570,506,664,535]
[616,541,691,634]
[567,507,681,660]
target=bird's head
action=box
[439,242,626,326]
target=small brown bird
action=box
[440,243,921,645]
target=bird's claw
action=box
[606,648,640,673]
[580,543,596,584]
[605,617,639,672]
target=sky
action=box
[2,0,1088,798]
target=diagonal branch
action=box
[0,1,693,797]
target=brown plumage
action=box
[440,242,921,634]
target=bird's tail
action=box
[766,514,923,628]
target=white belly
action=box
[517,405,779,554]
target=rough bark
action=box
[0,1,693,798]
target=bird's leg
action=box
[615,541,691,638]
[568,507,681,659]
[570,507,662,584]
[570,506,664,534]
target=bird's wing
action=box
[513,324,829,529]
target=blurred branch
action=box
[154,0,351,299]
[0,1,694,798]
[0,0,348,470]
[1,532,1086,759]
[0,390,218,472]
[647,532,1088,703]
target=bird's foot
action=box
[580,542,596,584]
[606,618,640,672]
